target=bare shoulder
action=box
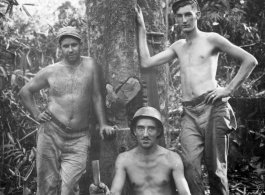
[170,39,186,49]
[116,149,135,164]
[160,147,183,166]
[35,62,61,77]
[206,32,228,44]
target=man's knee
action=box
[37,173,60,195]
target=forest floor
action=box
[202,166,265,195]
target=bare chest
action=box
[49,66,93,97]
[177,39,217,70]
[127,162,172,189]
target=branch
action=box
[255,90,265,97]
[18,108,39,125]
[239,43,257,48]
[19,128,37,141]
[249,72,265,86]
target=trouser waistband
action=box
[45,109,89,134]
[182,92,226,107]
[182,93,208,107]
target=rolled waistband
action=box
[46,109,89,134]
[48,121,90,139]
[182,92,226,107]
[182,93,208,107]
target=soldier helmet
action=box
[130,106,163,138]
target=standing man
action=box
[20,26,114,195]
[135,0,257,195]
[110,106,191,195]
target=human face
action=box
[135,118,158,149]
[60,37,81,64]
[175,5,199,33]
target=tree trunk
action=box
[80,0,167,194]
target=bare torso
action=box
[123,146,177,195]
[47,57,94,129]
[172,32,219,101]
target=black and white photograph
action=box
[0,0,264,194]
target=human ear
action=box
[196,11,201,19]
[133,127,137,136]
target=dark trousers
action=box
[180,100,236,195]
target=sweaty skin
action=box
[37,57,95,129]
[135,5,257,103]
[171,33,219,100]
[20,37,114,138]
[110,118,190,195]
[112,147,187,195]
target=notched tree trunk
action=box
[81,0,167,194]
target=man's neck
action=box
[136,144,159,157]
[183,27,201,44]
[62,57,82,67]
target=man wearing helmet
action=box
[20,26,114,195]
[135,0,257,195]
[109,106,191,195]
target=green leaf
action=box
[22,3,36,6]
[26,49,32,69]
[0,0,9,4]
[0,66,7,78]
[7,132,15,144]
[4,150,22,160]
[18,49,27,76]
[4,148,20,155]
[13,153,24,162]
[22,5,32,18]
[3,144,15,148]
[15,138,22,150]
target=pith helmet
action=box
[130,106,164,138]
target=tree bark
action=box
[80,0,167,194]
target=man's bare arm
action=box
[135,5,177,68]
[205,33,258,103]
[91,58,114,139]
[19,67,51,121]
[110,153,127,195]
[170,152,191,195]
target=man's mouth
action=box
[142,139,150,141]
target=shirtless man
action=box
[110,106,191,195]
[20,26,114,195]
[135,1,257,195]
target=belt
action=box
[49,112,89,134]
[182,93,226,107]
[182,93,207,107]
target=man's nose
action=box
[143,128,149,137]
[69,46,73,52]
[182,16,187,23]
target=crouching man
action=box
[109,106,190,195]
